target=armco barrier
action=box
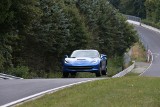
[112,61,135,78]
[125,14,160,34]
[124,15,141,23]
[0,73,23,79]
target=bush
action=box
[107,56,123,77]
[142,19,160,29]
[7,66,29,78]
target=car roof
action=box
[74,49,98,52]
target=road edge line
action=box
[139,51,153,76]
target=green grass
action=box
[17,77,160,107]
[107,56,123,77]
[76,72,96,78]
[125,72,140,76]
[131,42,146,62]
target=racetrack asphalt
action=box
[0,78,99,106]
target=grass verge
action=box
[125,72,140,76]
[17,77,160,107]
[107,56,123,77]
[130,42,146,62]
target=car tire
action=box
[63,72,69,78]
[101,66,107,75]
[101,70,106,75]
[95,67,101,77]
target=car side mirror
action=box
[101,54,107,58]
[64,55,68,58]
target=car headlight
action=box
[92,60,98,64]
[64,60,69,64]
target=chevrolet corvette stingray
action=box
[62,50,107,77]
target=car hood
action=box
[65,57,100,66]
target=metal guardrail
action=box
[124,15,141,23]
[0,73,23,79]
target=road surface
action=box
[0,78,99,106]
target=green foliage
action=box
[109,0,146,19]
[64,5,89,52]
[107,56,123,77]
[0,0,13,24]
[0,33,14,70]
[109,0,160,28]
[145,0,160,23]
[76,0,137,56]
[0,0,14,70]
[6,66,29,78]
[142,19,160,29]
[0,54,4,69]
[28,0,70,72]
[108,0,120,9]
[11,0,42,66]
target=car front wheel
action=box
[101,67,107,75]
[95,67,101,77]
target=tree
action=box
[0,0,14,70]
[76,0,137,56]
[10,0,42,67]
[145,0,160,23]
[109,0,146,19]
[108,0,120,9]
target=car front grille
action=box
[68,66,93,70]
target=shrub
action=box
[7,66,29,78]
[142,19,160,29]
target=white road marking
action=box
[139,50,153,76]
[152,53,160,55]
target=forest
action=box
[109,0,160,27]
[0,0,139,78]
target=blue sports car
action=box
[62,50,107,77]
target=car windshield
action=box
[70,50,99,58]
